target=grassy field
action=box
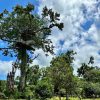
[50,97,100,100]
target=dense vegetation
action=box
[0,51,100,100]
[0,4,100,100]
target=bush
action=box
[82,82,100,98]
[35,79,53,100]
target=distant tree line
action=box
[0,50,100,100]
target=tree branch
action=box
[32,54,39,60]
[34,27,50,34]
[0,35,17,42]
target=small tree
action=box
[77,57,100,98]
[0,4,63,93]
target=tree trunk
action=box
[19,49,27,92]
[74,91,81,100]
[58,95,61,100]
[66,94,69,100]
[65,89,69,100]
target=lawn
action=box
[50,97,100,100]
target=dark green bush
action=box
[35,79,53,100]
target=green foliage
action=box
[0,80,8,99]
[42,6,64,30]
[0,3,63,58]
[82,82,100,98]
[0,2,99,100]
[26,65,40,85]
[84,68,100,83]
[50,50,76,96]
[0,92,7,99]
[88,56,94,64]
[77,63,94,78]
[23,86,34,98]
[77,57,100,98]
[77,58,100,83]
[35,79,53,100]
[3,87,20,99]
[0,80,6,93]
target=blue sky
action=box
[0,0,39,12]
[36,0,100,74]
[81,19,94,31]
[0,0,100,79]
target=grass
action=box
[50,97,100,100]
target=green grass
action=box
[50,97,100,100]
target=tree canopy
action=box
[49,51,76,100]
[0,3,64,93]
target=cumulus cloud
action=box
[32,49,54,67]
[35,0,100,72]
[0,0,100,76]
[0,60,20,78]
[0,61,12,78]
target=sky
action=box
[0,0,100,80]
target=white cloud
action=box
[0,60,12,75]
[0,0,100,76]
[0,60,20,78]
[37,0,100,72]
[32,49,54,67]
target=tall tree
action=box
[0,4,63,92]
[50,50,75,100]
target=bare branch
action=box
[34,27,50,34]
[32,54,39,60]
